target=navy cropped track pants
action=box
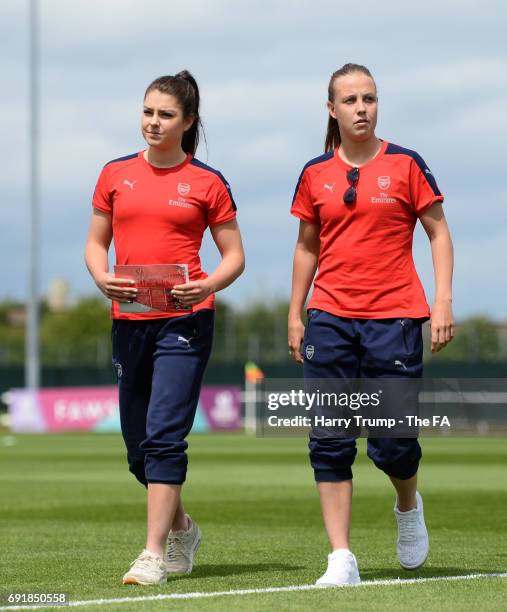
[303,309,424,482]
[112,309,214,486]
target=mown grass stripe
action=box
[2,572,506,610]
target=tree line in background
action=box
[0,297,504,367]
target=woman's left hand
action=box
[430,299,454,352]
[171,280,214,305]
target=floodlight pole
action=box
[26,0,40,389]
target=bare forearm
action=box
[430,231,453,302]
[84,211,135,302]
[427,229,455,352]
[206,250,245,293]
[289,246,318,320]
[288,221,320,363]
[85,241,110,283]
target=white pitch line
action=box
[2,572,506,610]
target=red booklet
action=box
[114,264,190,313]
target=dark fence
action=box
[1,361,506,397]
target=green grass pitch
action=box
[1,433,506,611]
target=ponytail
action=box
[325,115,341,152]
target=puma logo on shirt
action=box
[123,179,138,191]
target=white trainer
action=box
[394,490,429,569]
[122,550,168,585]
[166,514,201,574]
[315,549,361,587]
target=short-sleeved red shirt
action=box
[92,151,237,320]
[291,140,444,319]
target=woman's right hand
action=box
[95,273,138,303]
[288,317,305,364]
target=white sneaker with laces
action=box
[166,514,201,574]
[315,549,361,587]
[394,490,429,569]
[122,549,168,585]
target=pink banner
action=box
[199,387,242,430]
[5,385,241,433]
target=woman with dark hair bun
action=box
[85,70,244,585]
[289,63,454,586]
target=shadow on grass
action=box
[359,566,505,580]
[171,563,304,581]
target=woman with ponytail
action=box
[85,71,244,585]
[289,63,454,586]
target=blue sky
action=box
[2,0,506,319]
